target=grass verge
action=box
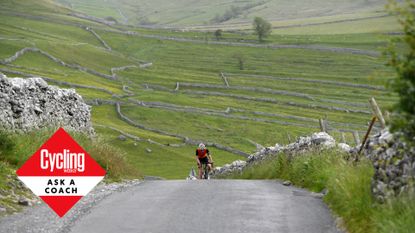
[0,128,140,216]
[227,149,414,233]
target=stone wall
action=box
[211,132,343,177]
[0,74,93,134]
[364,129,415,203]
[212,128,415,203]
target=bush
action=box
[386,0,415,145]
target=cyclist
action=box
[195,143,213,179]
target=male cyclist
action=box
[195,143,213,179]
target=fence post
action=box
[319,119,327,132]
[220,72,230,87]
[341,132,346,144]
[353,131,360,145]
[369,97,385,129]
[287,133,292,144]
[384,110,391,123]
[358,116,377,155]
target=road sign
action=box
[16,128,106,217]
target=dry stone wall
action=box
[0,74,93,134]
[364,129,415,203]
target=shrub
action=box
[386,0,415,145]
[253,17,272,42]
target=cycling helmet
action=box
[198,143,206,149]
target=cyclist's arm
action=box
[207,149,213,163]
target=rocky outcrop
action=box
[212,132,342,177]
[364,129,415,203]
[0,74,93,134]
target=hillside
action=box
[0,0,401,179]
[55,0,394,31]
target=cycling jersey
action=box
[196,149,210,159]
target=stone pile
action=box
[364,129,415,203]
[0,74,93,134]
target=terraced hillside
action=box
[0,0,400,178]
[55,0,398,31]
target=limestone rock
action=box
[0,74,93,134]
[337,143,351,153]
[17,197,30,206]
[283,181,292,186]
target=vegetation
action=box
[56,0,388,28]
[0,1,412,230]
[214,29,222,41]
[211,2,266,24]
[232,53,245,70]
[0,128,138,181]
[228,150,415,233]
[0,128,139,215]
[386,0,415,145]
[0,0,401,180]
[253,17,272,41]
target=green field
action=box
[0,0,401,179]
[55,0,390,29]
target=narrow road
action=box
[70,180,339,233]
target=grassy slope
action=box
[0,0,401,179]
[57,0,387,28]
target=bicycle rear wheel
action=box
[203,164,209,179]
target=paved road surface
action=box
[70,180,339,233]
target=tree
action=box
[253,17,272,42]
[386,0,415,145]
[214,29,223,41]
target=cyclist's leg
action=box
[208,163,212,171]
[203,164,208,179]
[197,163,202,179]
[199,157,208,179]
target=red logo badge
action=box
[16,128,106,217]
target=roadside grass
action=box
[227,149,414,233]
[0,127,139,215]
[373,195,415,233]
[0,160,28,216]
[0,128,138,181]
